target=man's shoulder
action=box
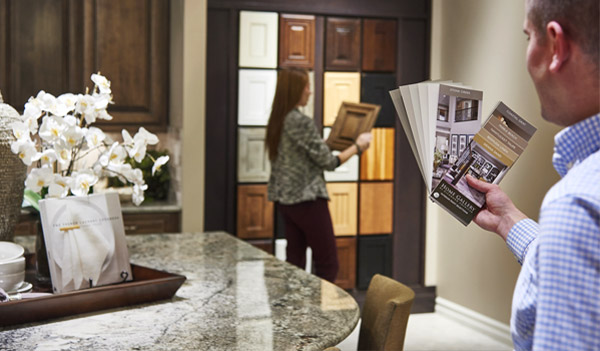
[545,150,600,206]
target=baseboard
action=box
[435,297,513,348]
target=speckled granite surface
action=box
[3,232,359,350]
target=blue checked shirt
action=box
[506,114,600,350]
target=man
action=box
[465,0,599,349]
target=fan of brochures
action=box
[389,82,537,225]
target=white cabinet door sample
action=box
[239,11,278,68]
[238,128,271,182]
[238,69,277,126]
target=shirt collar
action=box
[553,114,600,177]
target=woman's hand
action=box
[355,132,372,152]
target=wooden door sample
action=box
[325,101,380,151]
[326,183,358,236]
[84,0,169,131]
[360,128,395,180]
[359,182,393,235]
[238,69,277,125]
[298,71,315,118]
[361,73,397,127]
[325,17,361,71]
[362,19,397,72]
[238,127,270,182]
[239,11,278,68]
[323,128,359,181]
[279,14,315,68]
[237,185,274,239]
[323,72,360,126]
[357,234,392,289]
[334,236,356,289]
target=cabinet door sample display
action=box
[326,101,380,151]
[357,235,392,289]
[239,11,278,68]
[360,128,395,180]
[361,73,397,127]
[326,183,358,236]
[334,237,357,289]
[324,128,359,181]
[325,18,361,71]
[362,19,397,72]
[323,72,360,126]
[359,182,393,235]
[238,69,277,125]
[279,14,315,69]
[237,185,274,239]
[238,128,270,182]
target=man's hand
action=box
[466,175,528,242]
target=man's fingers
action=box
[466,174,494,193]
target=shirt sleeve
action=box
[507,218,539,265]
[532,195,600,350]
[284,111,339,171]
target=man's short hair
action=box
[528,0,599,66]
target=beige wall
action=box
[429,0,561,323]
[172,0,207,232]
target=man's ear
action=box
[547,21,570,72]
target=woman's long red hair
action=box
[265,69,308,161]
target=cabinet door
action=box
[326,183,358,236]
[238,69,277,125]
[361,73,397,127]
[325,18,361,71]
[239,11,278,68]
[238,128,270,182]
[357,235,392,289]
[360,128,395,180]
[323,127,359,181]
[247,239,274,254]
[323,72,360,126]
[360,182,393,235]
[279,14,315,69]
[237,185,274,239]
[335,236,357,289]
[122,212,181,234]
[84,0,169,131]
[362,19,397,72]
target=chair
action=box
[326,274,415,351]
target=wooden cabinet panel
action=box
[357,234,392,289]
[238,128,270,182]
[325,17,361,71]
[361,73,397,127]
[122,212,181,234]
[362,19,397,72]
[360,128,395,180]
[297,71,315,118]
[237,185,274,239]
[334,236,356,289]
[85,0,169,131]
[279,14,315,68]
[239,11,278,68]
[323,127,359,181]
[323,72,360,126]
[326,183,358,236]
[247,239,274,254]
[359,182,393,235]
[238,69,277,125]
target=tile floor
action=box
[335,312,512,351]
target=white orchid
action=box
[10,73,168,206]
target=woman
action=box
[266,68,372,282]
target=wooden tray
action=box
[0,254,186,327]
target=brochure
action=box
[390,82,536,225]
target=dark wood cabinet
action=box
[247,239,274,254]
[237,185,274,239]
[357,234,392,289]
[361,73,397,127]
[0,0,169,132]
[334,236,356,290]
[325,17,361,71]
[279,14,315,68]
[362,19,396,72]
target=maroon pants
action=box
[277,198,339,283]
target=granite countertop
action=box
[2,232,360,350]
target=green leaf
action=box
[23,189,41,212]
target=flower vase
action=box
[35,220,51,285]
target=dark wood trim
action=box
[313,15,324,129]
[0,0,7,100]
